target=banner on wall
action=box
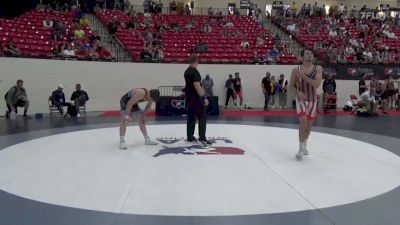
[380,4,390,11]
[240,0,251,9]
[272,1,283,9]
[321,64,400,80]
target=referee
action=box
[184,55,212,145]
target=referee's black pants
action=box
[186,101,207,141]
[225,89,234,107]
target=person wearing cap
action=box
[50,84,71,116]
[201,74,214,97]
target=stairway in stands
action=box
[264,18,305,57]
[86,13,132,62]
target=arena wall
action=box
[0,58,360,114]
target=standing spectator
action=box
[384,76,397,109]
[4,80,30,119]
[43,17,53,28]
[232,72,244,110]
[338,3,344,15]
[261,72,272,111]
[359,74,367,95]
[277,74,288,109]
[155,0,163,14]
[224,74,234,109]
[50,84,72,116]
[208,6,213,15]
[290,1,297,17]
[323,74,336,95]
[185,5,191,15]
[370,76,379,89]
[190,0,195,14]
[376,83,389,114]
[170,1,177,14]
[201,74,214,97]
[70,84,89,117]
[143,0,150,13]
[269,76,277,108]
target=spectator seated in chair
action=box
[70,83,89,117]
[3,41,22,57]
[5,79,30,119]
[240,39,250,49]
[192,40,208,53]
[50,84,72,116]
[43,17,53,28]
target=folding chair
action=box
[48,96,62,116]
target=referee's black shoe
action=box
[186,137,198,142]
[199,138,212,146]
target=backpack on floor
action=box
[67,105,78,117]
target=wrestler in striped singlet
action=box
[296,65,318,120]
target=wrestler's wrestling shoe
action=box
[145,137,158,145]
[119,141,128,150]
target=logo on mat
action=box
[171,99,186,109]
[153,137,244,157]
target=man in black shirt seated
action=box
[70,84,89,117]
[50,84,71,116]
[184,55,212,145]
